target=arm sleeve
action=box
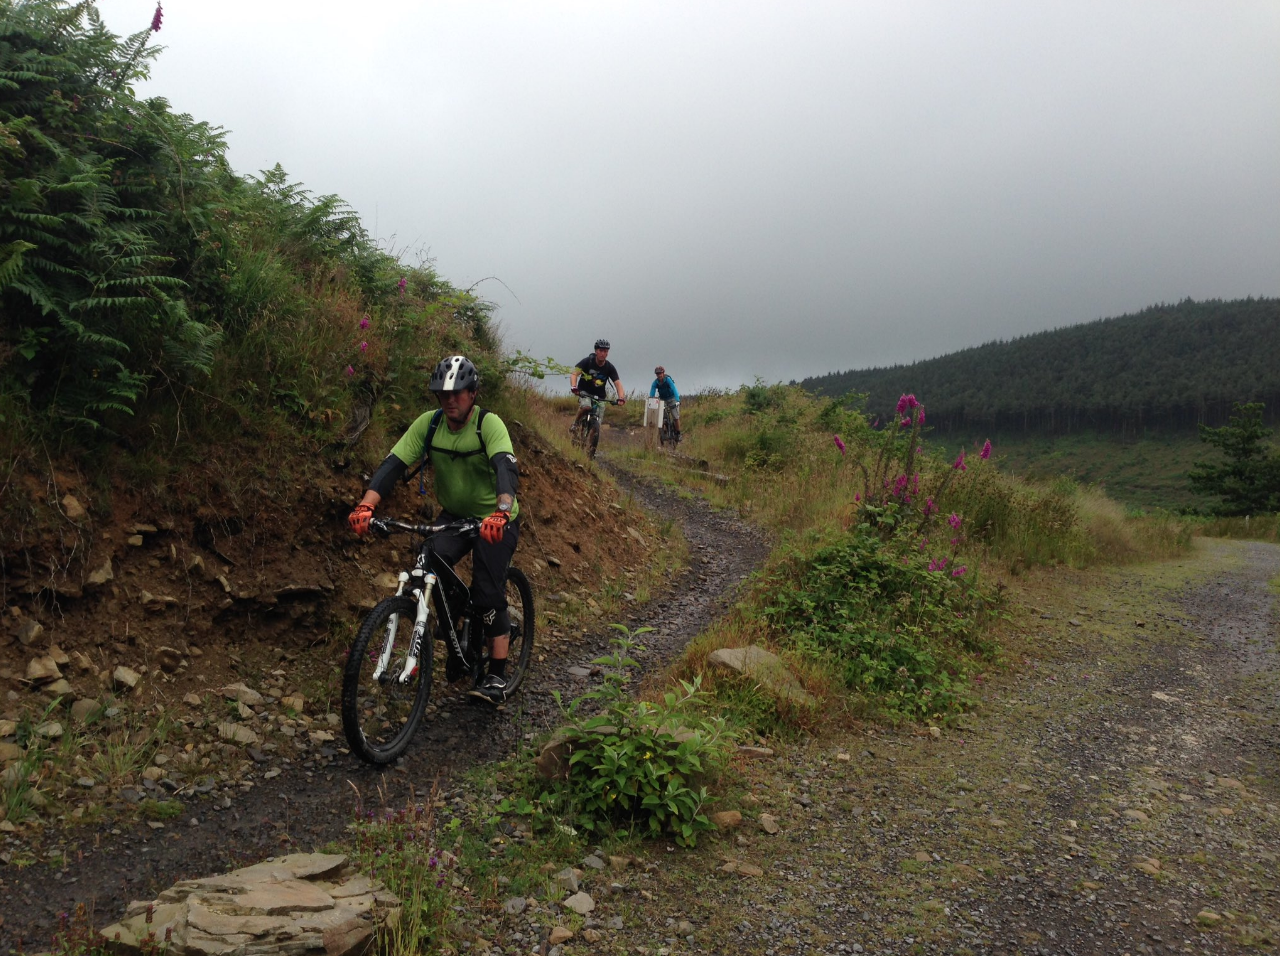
[490,451,519,500]
[649,379,658,397]
[671,379,680,401]
[368,454,410,498]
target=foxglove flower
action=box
[397,277,407,294]
[948,513,962,530]
[360,315,371,329]
[360,341,369,352]
[150,2,163,32]
[953,450,966,471]
[895,393,919,414]
[345,365,355,377]
[833,435,846,456]
[980,439,992,460]
[952,566,967,578]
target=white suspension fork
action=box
[398,572,436,684]
[371,571,435,682]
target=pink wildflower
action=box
[952,566,967,578]
[928,559,938,571]
[953,449,967,472]
[150,2,163,32]
[980,439,992,460]
[900,417,911,428]
[870,417,879,428]
[916,407,925,425]
[833,435,846,456]
[397,277,407,294]
[895,393,920,414]
[360,315,371,330]
[344,365,355,377]
[948,513,962,530]
[854,492,861,503]
[923,497,936,516]
[359,341,369,352]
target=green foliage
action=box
[549,629,735,846]
[1188,402,1280,515]
[763,521,993,719]
[347,801,455,953]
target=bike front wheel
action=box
[500,567,536,695]
[587,419,601,460]
[341,595,433,764]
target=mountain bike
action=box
[569,396,621,461]
[658,400,681,449]
[341,515,535,765]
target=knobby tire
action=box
[341,595,433,764]
[501,567,535,694]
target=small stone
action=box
[548,927,574,945]
[710,810,743,830]
[759,813,780,834]
[25,656,61,683]
[127,535,144,547]
[914,851,933,863]
[15,619,44,647]
[113,665,142,689]
[1123,809,1149,823]
[221,682,264,706]
[562,892,595,915]
[155,646,183,673]
[70,699,101,724]
[835,752,851,762]
[1196,909,1223,927]
[582,928,602,943]
[61,494,87,520]
[35,720,63,739]
[183,693,202,706]
[86,559,113,587]
[502,896,527,916]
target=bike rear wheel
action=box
[499,567,536,695]
[341,595,432,764]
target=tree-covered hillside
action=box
[801,299,1280,436]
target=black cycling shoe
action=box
[468,674,508,705]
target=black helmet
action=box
[594,339,610,350]
[429,355,479,392]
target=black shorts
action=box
[432,511,520,638]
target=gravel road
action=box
[603,538,1280,955]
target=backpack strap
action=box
[417,408,490,496]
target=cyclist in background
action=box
[650,365,681,441]
[347,355,520,704]
[569,338,626,435]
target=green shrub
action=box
[549,631,735,846]
[762,517,995,720]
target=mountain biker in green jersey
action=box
[649,365,681,441]
[569,338,626,435]
[347,355,520,704]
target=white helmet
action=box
[429,355,479,392]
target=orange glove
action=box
[479,510,509,544]
[348,503,374,536]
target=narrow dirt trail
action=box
[0,467,769,953]
[613,538,1280,955]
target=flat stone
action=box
[708,646,814,704]
[217,722,260,746]
[710,810,743,830]
[502,896,527,916]
[549,926,574,945]
[86,558,114,587]
[114,665,142,689]
[15,619,44,647]
[759,813,780,834]
[61,494,87,519]
[562,892,595,915]
[71,698,102,723]
[25,656,61,683]
[222,682,265,706]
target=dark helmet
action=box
[594,338,611,350]
[654,366,665,376]
[429,355,479,392]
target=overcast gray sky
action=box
[95,0,1280,393]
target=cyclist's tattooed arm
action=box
[492,452,518,503]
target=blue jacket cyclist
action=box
[347,355,520,704]
[649,366,681,440]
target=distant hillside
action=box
[801,298,1280,436]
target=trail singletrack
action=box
[0,466,769,952]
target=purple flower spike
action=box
[980,439,992,460]
[345,365,355,377]
[150,2,163,32]
[397,277,407,294]
[953,450,967,471]
[952,566,967,577]
[360,315,371,329]
[948,513,962,530]
[833,435,846,456]
[360,341,369,352]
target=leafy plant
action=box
[549,628,734,846]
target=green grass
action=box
[983,431,1214,512]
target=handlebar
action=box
[370,516,480,538]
